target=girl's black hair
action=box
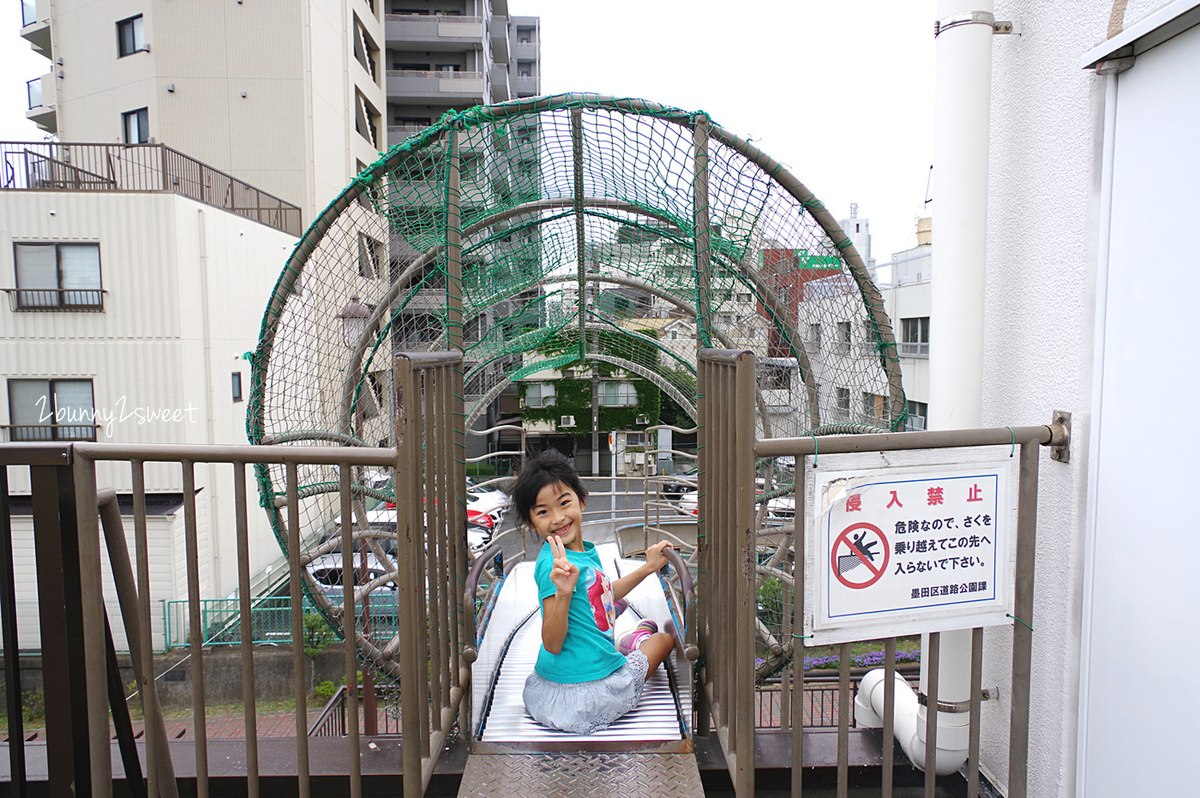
[511,449,588,526]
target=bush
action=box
[303,612,334,658]
[314,680,337,703]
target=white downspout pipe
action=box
[857,0,994,776]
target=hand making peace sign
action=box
[548,535,579,596]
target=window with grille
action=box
[6,379,96,441]
[12,242,103,310]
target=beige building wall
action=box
[1,189,295,612]
[27,0,385,223]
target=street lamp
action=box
[338,294,372,351]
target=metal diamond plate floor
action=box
[457,752,704,797]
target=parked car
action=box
[658,467,699,501]
[674,487,795,521]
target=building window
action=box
[354,90,381,150]
[906,400,928,431]
[758,364,791,390]
[834,387,851,420]
[525,382,555,408]
[808,323,821,351]
[122,107,149,144]
[862,392,887,422]
[11,243,104,310]
[600,381,638,407]
[117,15,147,57]
[358,233,383,278]
[517,28,533,43]
[6,379,96,441]
[900,317,930,357]
[835,321,852,354]
[231,372,243,403]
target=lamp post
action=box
[338,294,378,735]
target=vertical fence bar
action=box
[837,642,850,798]
[968,626,984,797]
[924,631,940,798]
[435,365,453,714]
[451,359,470,737]
[695,357,709,737]
[394,355,422,798]
[883,637,896,798]
[423,370,444,735]
[734,351,756,798]
[74,455,112,796]
[415,370,431,762]
[340,464,362,798]
[0,466,26,796]
[234,462,259,798]
[791,462,805,798]
[182,461,207,798]
[32,461,86,798]
[285,462,310,798]
[1008,440,1039,798]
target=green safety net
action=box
[246,93,907,678]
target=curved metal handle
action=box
[462,542,503,661]
[662,547,699,661]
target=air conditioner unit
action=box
[559,415,575,428]
[635,414,648,425]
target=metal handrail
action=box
[4,287,106,311]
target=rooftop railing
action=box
[0,141,302,235]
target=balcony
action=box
[490,17,510,63]
[5,287,105,312]
[386,69,484,102]
[386,124,428,148]
[0,141,302,235]
[512,74,539,97]
[490,65,510,102]
[384,14,484,48]
[512,39,537,60]
[19,0,51,55]
[24,74,55,133]
[1,423,98,442]
[898,341,929,358]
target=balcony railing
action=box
[385,68,484,81]
[5,287,105,311]
[0,141,302,235]
[0,423,99,442]
[898,341,929,357]
[26,76,41,109]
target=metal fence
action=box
[698,347,1067,798]
[0,141,302,235]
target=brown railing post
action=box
[0,465,27,792]
[698,348,756,797]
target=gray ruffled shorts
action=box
[522,651,650,734]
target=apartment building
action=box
[20,0,385,222]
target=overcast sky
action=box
[2,0,936,258]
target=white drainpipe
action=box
[857,0,995,776]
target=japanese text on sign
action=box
[804,448,1018,644]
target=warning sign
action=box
[831,523,889,589]
[803,447,1019,644]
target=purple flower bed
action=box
[802,649,922,671]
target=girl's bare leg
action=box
[639,632,676,679]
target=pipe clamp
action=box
[935,11,1019,38]
[916,691,987,713]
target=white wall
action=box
[978,1,1172,793]
[2,189,295,607]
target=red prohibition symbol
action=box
[830,522,890,589]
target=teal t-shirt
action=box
[533,540,626,684]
